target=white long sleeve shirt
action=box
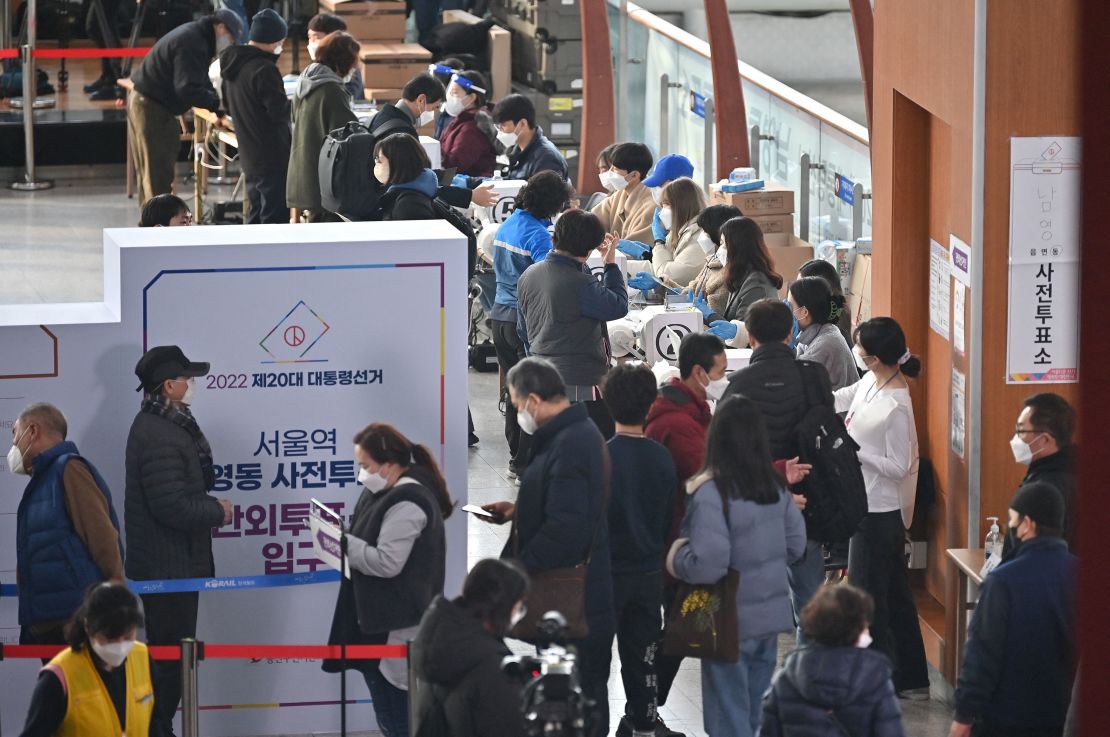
[834,372,920,528]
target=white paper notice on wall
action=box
[953,280,966,356]
[929,239,951,340]
[951,368,966,459]
[1006,136,1080,383]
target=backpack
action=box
[793,361,868,543]
[318,118,411,220]
[430,198,479,279]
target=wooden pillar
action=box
[577,0,615,194]
[848,0,874,135]
[703,0,748,174]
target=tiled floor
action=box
[0,180,955,736]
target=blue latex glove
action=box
[708,320,738,341]
[617,240,652,259]
[451,174,469,188]
[651,208,668,242]
[691,292,714,319]
[628,271,663,291]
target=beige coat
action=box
[590,181,656,244]
[669,257,729,315]
[630,221,706,286]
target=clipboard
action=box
[309,499,349,577]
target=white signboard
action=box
[929,239,951,340]
[0,223,468,736]
[951,368,966,459]
[1006,137,1081,383]
[953,280,967,356]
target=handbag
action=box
[509,442,611,642]
[662,486,741,662]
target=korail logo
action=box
[259,301,331,364]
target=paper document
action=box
[309,499,349,579]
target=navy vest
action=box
[16,442,121,625]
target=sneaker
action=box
[506,462,518,480]
[654,717,685,737]
[616,715,684,737]
[897,686,931,701]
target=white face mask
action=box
[598,173,615,192]
[170,377,196,405]
[496,128,519,149]
[702,373,729,401]
[272,44,283,56]
[91,639,135,668]
[715,245,728,266]
[357,466,390,493]
[696,232,716,256]
[601,170,629,192]
[517,399,539,435]
[444,95,468,117]
[374,161,389,184]
[417,108,436,127]
[658,207,673,231]
[307,41,318,60]
[7,427,28,476]
[1010,434,1037,465]
[856,629,873,649]
[854,350,872,373]
[509,602,527,629]
[651,186,664,206]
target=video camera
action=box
[501,612,601,737]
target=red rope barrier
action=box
[2,643,407,662]
[0,47,150,60]
[0,49,17,59]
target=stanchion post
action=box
[852,181,871,241]
[181,638,200,737]
[659,73,670,155]
[340,532,348,737]
[10,0,53,192]
[703,97,715,191]
[799,152,824,243]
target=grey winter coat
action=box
[124,411,225,580]
[796,322,859,391]
[286,63,358,211]
[668,475,806,641]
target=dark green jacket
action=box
[286,63,357,211]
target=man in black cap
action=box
[220,9,291,224]
[127,10,243,205]
[950,482,1078,737]
[125,345,232,737]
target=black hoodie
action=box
[411,596,524,737]
[761,645,906,737]
[131,17,221,115]
[219,44,291,175]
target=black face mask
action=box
[1007,525,1023,554]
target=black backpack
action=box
[318,118,411,220]
[793,361,868,543]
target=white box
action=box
[725,348,753,373]
[419,136,441,171]
[636,306,702,365]
[586,249,628,280]
[473,179,527,227]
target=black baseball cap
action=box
[135,345,210,392]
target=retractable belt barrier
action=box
[0,47,151,59]
[0,570,342,598]
[0,643,408,661]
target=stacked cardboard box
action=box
[319,0,407,43]
[709,181,797,237]
[359,43,432,90]
[762,233,816,300]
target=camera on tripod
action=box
[502,612,600,737]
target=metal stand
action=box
[658,73,681,154]
[702,96,715,190]
[181,638,200,737]
[798,152,824,242]
[339,532,348,737]
[748,124,775,178]
[120,0,148,79]
[10,0,54,192]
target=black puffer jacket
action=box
[761,646,906,737]
[411,595,524,737]
[723,341,833,460]
[131,17,221,115]
[124,411,225,580]
[219,44,290,175]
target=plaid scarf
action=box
[140,394,216,490]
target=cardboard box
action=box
[763,233,816,299]
[846,254,872,327]
[363,87,403,103]
[360,43,432,89]
[709,181,795,216]
[320,0,407,42]
[749,213,795,236]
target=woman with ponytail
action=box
[833,317,930,700]
[788,276,858,390]
[412,559,530,737]
[324,422,454,737]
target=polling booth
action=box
[0,222,469,735]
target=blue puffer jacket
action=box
[490,209,553,322]
[761,646,906,737]
[16,441,121,625]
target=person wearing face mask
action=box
[286,31,360,222]
[138,194,193,227]
[667,394,806,737]
[832,317,930,699]
[218,9,291,224]
[656,204,742,310]
[490,94,570,180]
[306,13,366,99]
[10,403,123,650]
[439,71,497,177]
[761,584,906,737]
[481,357,616,737]
[410,559,530,737]
[19,583,153,737]
[641,154,696,247]
[789,276,858,390]
[695,217,783,346]
[591,142,657,244]
[516,209,629,438]
[323,423,454,737]
[798,258,854,347]
[125,345,233,737]
[950,482,1076,737]
[368,73,447,139]
[371,133,441,220]
[999,393,1076,561]
[127,10,242,205]
[626,177,707,289]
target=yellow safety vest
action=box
[44,641,154,737]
